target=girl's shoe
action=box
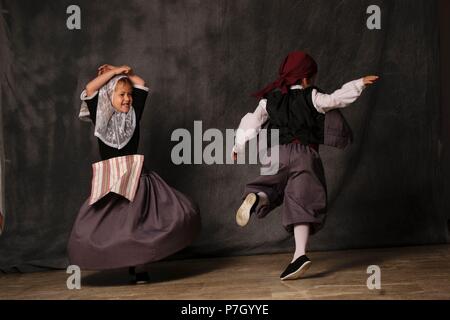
[236,193,259,227]
[129,267,150,284]
[280,255,311,281]
[135,272,150,284]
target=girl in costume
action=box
[232,51,378,280]
[68,65,201,283]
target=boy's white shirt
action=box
[232,78,366,154]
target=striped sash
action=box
[89,155,144,205]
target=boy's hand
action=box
[363,75,379,85]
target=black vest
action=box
[265,86,325,145]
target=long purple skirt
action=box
[67,171,201,270]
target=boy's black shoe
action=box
[280,255,311,281]
[236,193,259,227]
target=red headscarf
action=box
[251,51,318,99]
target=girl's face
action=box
[112,82,133,113]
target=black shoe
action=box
[135,272,150,284]
[280,255,311,281]
[236,193,259,227]
[129,267,150,284]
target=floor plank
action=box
[1,244,449,300]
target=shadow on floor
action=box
[299,246,418,280]
[82,257,233,287]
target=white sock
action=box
[292,224,310,262]
[256,192,269,210]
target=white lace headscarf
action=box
[79,75,136,149]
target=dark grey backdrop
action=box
[0,0,448,272]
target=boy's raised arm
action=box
[312,75,379,113]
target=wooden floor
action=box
[1,244,450,300]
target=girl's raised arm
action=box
[96,64,147,87]
[128,72,146,87]
[85,65,131,96]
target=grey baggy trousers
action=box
[244,143,327,235]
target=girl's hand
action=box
[363,75,379,85]
[115,65,132,75]
[86,65,132,96]
[97,64,116,75]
